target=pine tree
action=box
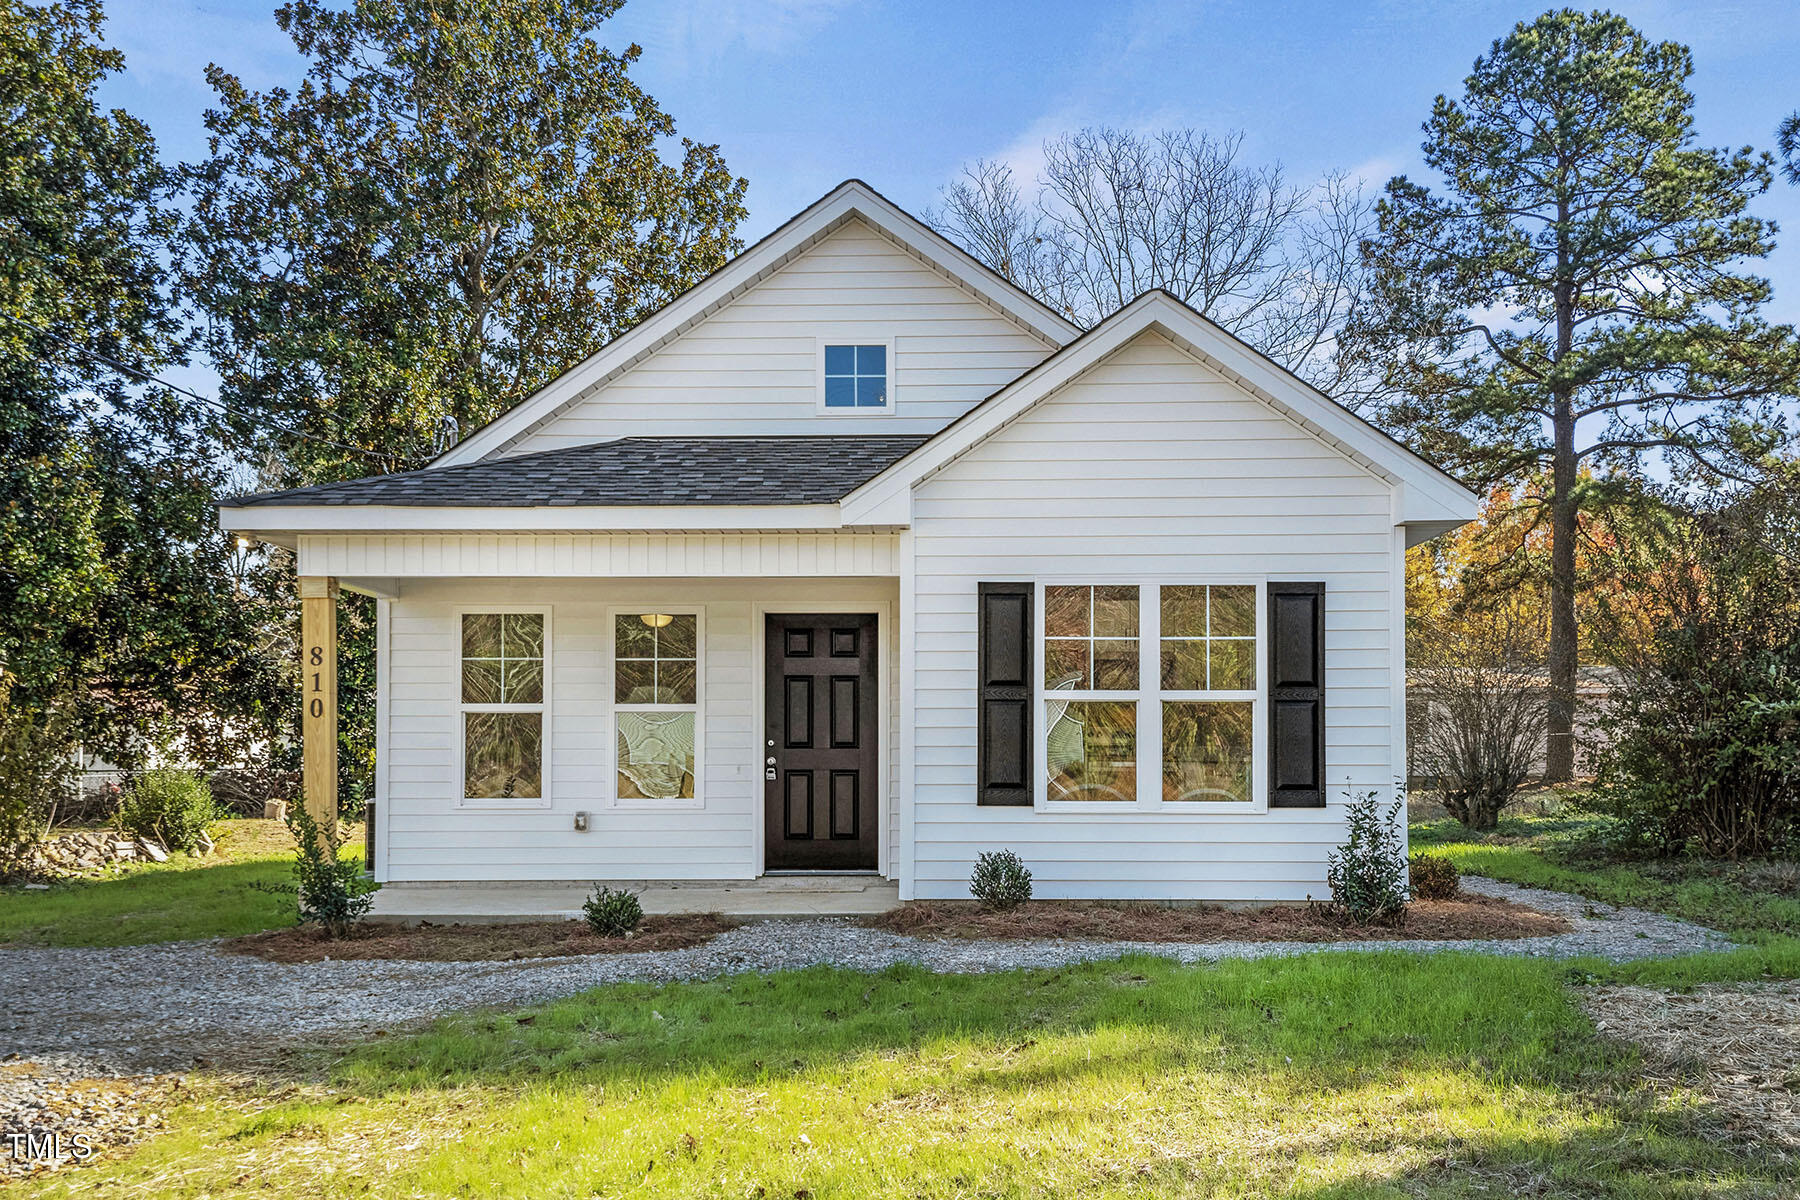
[1355,10,1800,780]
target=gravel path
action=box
[0,876,1732,1079]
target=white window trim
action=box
[606,605,706,810]
[454,605,552,810]
[814,336,897,416]
[1032,579,1269,815]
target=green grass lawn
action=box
[1412,808,1800,986]
[0,818,335,946]
[39,953,1788,1199]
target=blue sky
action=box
[99,0,1800,321]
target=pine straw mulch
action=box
[1582,981,1800,1156]
[222,914,739,963]
[866,894,1570,942]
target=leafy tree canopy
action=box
[0,0,282,767]
[181,0,749,483]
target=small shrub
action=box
[255,806,377,938]
[1326,787,1409,924]
[583,885,643,937]
[1408,609,1546,831]
[117,768,220,853]
[1408,852,1461,900]
[970,849,1033,910]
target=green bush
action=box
[582,885,643,937]
[1408,852,1461,900]
[1590,484,1800,858]
[117,768,220,853]
[1326,789,1409,924]
[256,806,377,938]
[970,849,1033,910]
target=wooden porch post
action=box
[298,576,339,832]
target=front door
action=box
[764,613,879,870]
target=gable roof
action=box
[431,179,1081,468]
[221,435,932,509]
[840,289,1480,534]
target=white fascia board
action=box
[340,577,401,599]
[432,180,1079,468]
[218,503,851,535]
[843,291,1481,531]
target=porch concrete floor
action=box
[367,876,900,923]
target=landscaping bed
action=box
[867,894,1569,942]
[222,914,739,963]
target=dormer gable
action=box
[436,181,1079,464]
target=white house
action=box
[219,180,1477,905]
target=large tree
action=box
[0,0,283,770]
[930,129,1375,404]
[180,0,748,807]
[181,0,748,483]
[1355,10,1800,781]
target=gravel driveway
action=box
[0,877,1732,1077]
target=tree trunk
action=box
[1545,198,1579,785]
[1544,413,1579,783]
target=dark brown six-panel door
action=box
[764,613,879,870]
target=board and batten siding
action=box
[380,577,898,883]
[906,330,1402,901]
[299,532,901,580]
[499,218,1055,453]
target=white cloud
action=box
[622,0,855,72]
[1345,154,1407,188]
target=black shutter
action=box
[977,582,1033,806]
[1268,582,1325,808]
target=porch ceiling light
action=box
[639,613,674,628]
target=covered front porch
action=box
[289,561,903,891]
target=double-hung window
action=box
[612,611,701,805]
[1040,583,1263,809]
[1158,585,1257,803]
[1043,585,1140,802]
[459,611,547,805]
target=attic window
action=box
[819,342,890,412]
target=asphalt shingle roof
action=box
[218,435,932,509]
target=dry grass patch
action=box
[868,895,1569,942]
[1582,980,1800,1156]
[223,913,738,962]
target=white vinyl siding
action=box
[499,219,1053,451]
[379,577,898,883]
[907,330,1400,902]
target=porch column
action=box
[298,576,339,831]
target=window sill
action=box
[606,797,705,811]
[457,798,553,811]
[1033,800,1272,817]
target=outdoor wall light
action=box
[573,811,589,832]
[638,613,673,628]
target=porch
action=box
[367,875,901,923]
